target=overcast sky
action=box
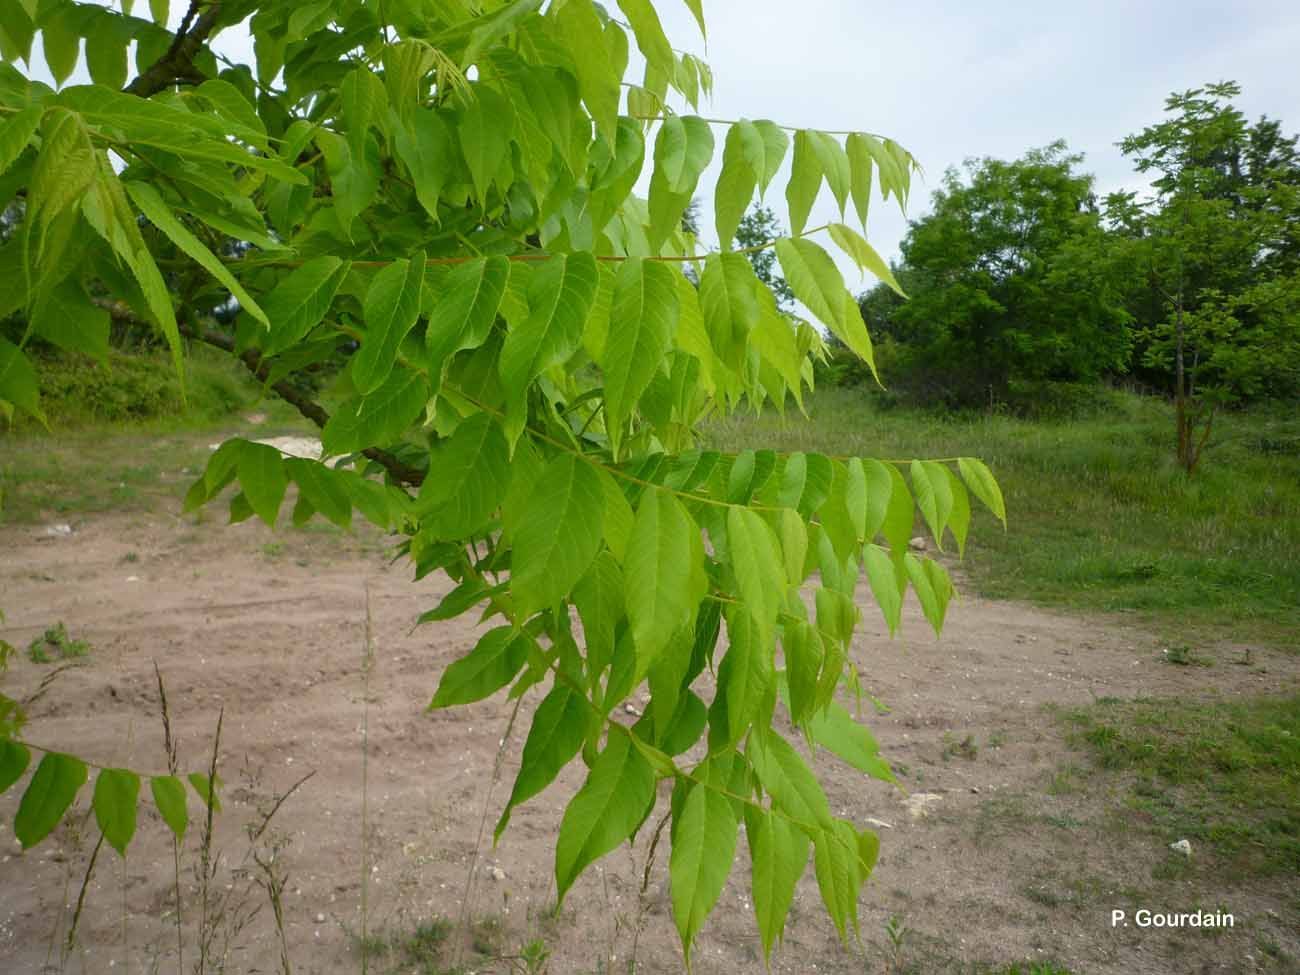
[650,0,1300,269]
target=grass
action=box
[1059,694,1300,879]
[0,351,310,524]
[704,386,1300,650]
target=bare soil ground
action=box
[1,497,1297,974]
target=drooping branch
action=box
[125,2,223,98]
[94,299,426,487]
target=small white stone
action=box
[315,913,326,923]
[1170,838,1192,857]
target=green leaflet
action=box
[910,459,953,549]
[340,66,388,164]
[393,108,456,223]
[808,131,851,217]
[0,103,41,178]
[699,251,760,352]
[745,805,809,962]
[625,487,705,665]
[813,819,876,941]
[14,752,87,849]
[495,682,587,840]
[670,774,738,962]
[806,700,894,783]
[30,108,95,248]
[681,0,706,37]
[321,366,428,455]
[41,16,78,87]
[126,181,270,327]
[844,132,874,228]
[151,775,188,839]
[744,119,789,198]
[945,466,971,556]
[555,731,656,903]
[572,552,624,679]
[654,114,714,195]
[429,626,532,709]
[511,453,606,616]
[0,739,30,793]
[554,0,619,141]
[726,506,785,625]
[498,252,599,442]
[600,469,635,562]
[426,256,510,377]
[237,441,287,527]
[191,80,268,148]
[353,250,425,395]
[93,768,140,856]
[862,543,903,636]
[775,238,874,368]
[57,87,306,184]
[415,412,510,539]
[782,618,822,724]
[716,607,773,745]
[905,553,954,637]
[616,0,673,76]
[958,457,1007,526]
[715,122,757,248]
[0,337,44,423]
[827,222,906,296]
[188,773,221,811]
[879,463,913,558]
[603,258,680,456]
[262,257,350,356]
[746,728,832,831]
[285,458,352,529]
[459,85,513,206]
[785,130,822,236]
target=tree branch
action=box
[125,2,222,98]
[94,299,426,487]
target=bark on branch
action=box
[125,2,222,98]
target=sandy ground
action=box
[1,501,1297,975]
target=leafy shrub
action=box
[21,349,251,427]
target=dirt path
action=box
[1,508,1296,974]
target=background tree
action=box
[870,142,1132,406]
[1115,81,1300,471]
[0,0,1002,963]
[735,204,795,309]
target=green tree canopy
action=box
[863,141,1133,404]
[0,0,1004,962]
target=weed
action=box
[26,622,91,663]
[942,732,979,761]
[261,541,284,559]
[1162,644,1212,667]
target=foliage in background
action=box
[0,0,1002,962]
[846,83,1299,463]
[705,386,1300,650]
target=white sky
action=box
[24,0,1300,279]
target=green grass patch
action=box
[704,387,1300,649]
[1059,694,1300,879]
[26,622,91,663]
[1,349,317,524]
